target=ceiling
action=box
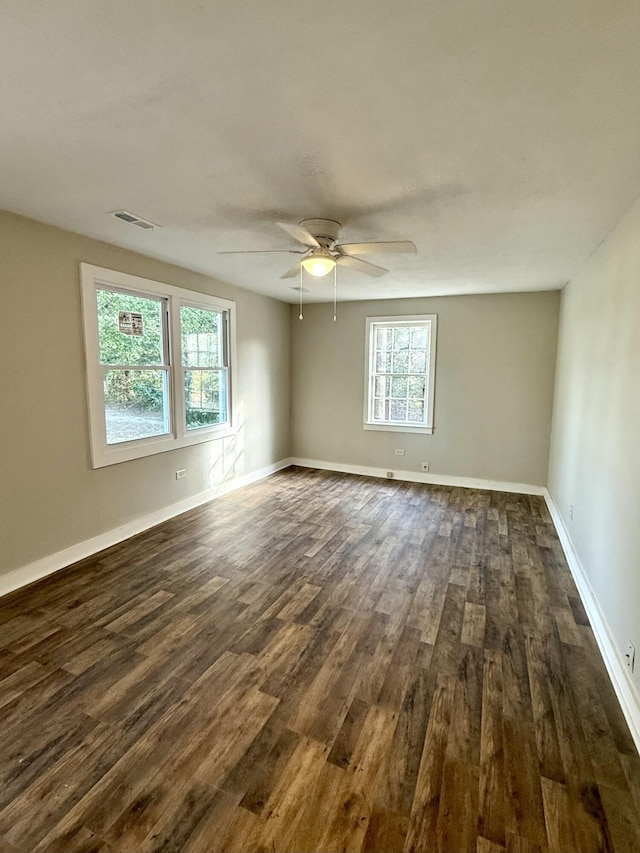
[2,1,640,304]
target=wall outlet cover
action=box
[626,641,635,672]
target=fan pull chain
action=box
[299,265,304,320]
[333,264,337,322]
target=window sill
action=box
[92,422,237,468]
[363,422,434,435]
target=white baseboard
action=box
[0,458,292,600]
[544,490,640,755]
[290,457,546,496]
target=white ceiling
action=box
[2,1,640,303]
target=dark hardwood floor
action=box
[0,466,639,852]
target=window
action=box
[81,264,236,467]
[181,305,228,430]
[364,314,437,434]
[97,288,171,445]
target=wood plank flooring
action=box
[1,466,639,852]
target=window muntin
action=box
[81,264,236,468]
[365,315,437,434]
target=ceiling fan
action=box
[219,218,416,279]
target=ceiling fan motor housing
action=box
[299,218,341,247]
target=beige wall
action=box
[548,195,640,697]
[0,211,291,577]
[291,292,559,486]
[0,210,562,585]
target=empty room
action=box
[1,2,640,851]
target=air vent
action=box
[111,210,159,230]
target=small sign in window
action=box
[118,311,144,336]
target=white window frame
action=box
[80,263,237,468]
[364,314,437,434]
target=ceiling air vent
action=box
[111,210,159,230]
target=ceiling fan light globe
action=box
[301,256,336,278]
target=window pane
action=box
[181,306,223,368]
[390,399,407,421]
[409,349,427,373]
[391,376,407,398]
[376,350,392,372]
[394,327,410,350]
[373,398,388,420]
[407,375,426,398]
[392,351,409,373]
[374,376,388,397]
[97,289,164,366]
[185,369,227,429]
[408,400,425,422]
[375,327,393,351]
[411,326,428,348]
[103,369,169,444]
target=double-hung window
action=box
[364,314,437,434]
[81,264,236,468]
[181,305,229,430]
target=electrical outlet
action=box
[395,448,405,456]
[422,462,429,472]
[569,504,574,520]
[626,642,635,673]
[176,469,186,480]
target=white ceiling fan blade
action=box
[338,240,416,256]
[336,254,388,278]
[218,249,301,255]
[281,260,302,279]
[277,222,320,249]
